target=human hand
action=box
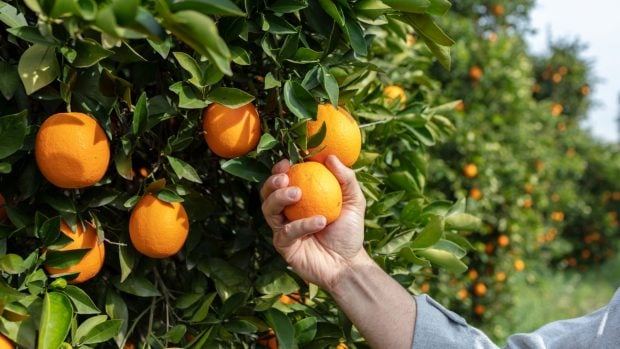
[260,155,371,292]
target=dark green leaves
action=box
[265,309,295,349]
[171,0,245,17]
[18,44,59,95]
[167,156,203,184]
[283,81,317,120]
[221,158,269,182]
[208,87,255,108]
[400,13,454,69]
[0,110,27,159]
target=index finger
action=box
[260,159,292,200]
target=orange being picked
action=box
[306,104,361,167]
[383,85,407,105]
[45,221,106,284]
[283,162,342,225]
[129,194,189,258]
[202,102,261,158]
[35,112,110,189]
[0,333,13,349]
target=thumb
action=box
[324,155,365,209]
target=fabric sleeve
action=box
[412,290,618,349]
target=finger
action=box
[275,216,327,247]
[272,159,291,174]
[260,173,289,201]
[261,187,301,228]
[324,155,365,208]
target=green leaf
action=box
[160,9,232,75]
[167,156,203,184]
[62,285,101,314]
[264,72,281,89]
[39,216,61,246]
[265,309,295,349]
[163,324,187,342]
[421,34,451,69]
[445,213,481,231]
[112,0,138,24]
[114,275,161,297]
[78,318,123,345]
[72,38,114,68]
[262,13,297,34]
[317,0,345,27]
[156,189,185,203]
[173,51,207,88]
[383,0,430,13]
[375,230,415,255]
[0,162,11,174]
[38,292,72,349]
[255,271,299,295]
[402,13,454,46]
[427,0,451,16]
[343,14,367,57]
[0,1,27,27]
[294,317,317,344]
[416,248,467,273]
[0,254,27,274]
[74,315,107,343]
[190,292,216,322]
[223,320,257,334]
[387,171,421,194]
[105,290,128,346]
[306,121,326,149]
[208,87,255,108]
[256,133,278,154]
[18,44,60,95]
[0,110,27,159]
[0,62,22,99]
[320,66,339,107]
[170,0,245,17]
[269,0,308,13]
[283,80,317,120]
[45,249,89,269]
[132,92,148,136]
[221,158,269,182]
[2,302,30,322]
[411,215,444,248]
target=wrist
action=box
[327,249,376,297]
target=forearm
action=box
[329,251,417,349]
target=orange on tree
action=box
[551,103,563,116]
[0,333,13,349]
[202,102,261,158]
[489,4,505,16]
[474,304,486,316]
[35,112,110,189]
[129,193,189,258]
[455,101,465,111]
[469,66,483,81]
[283,162,342,225]
[514,259,525,272]
[457,288,469,300]
[45,221,105,284]
[257,329,277,349]
[495,272,506,282]
[419,283,430,293]
[336,343,348,349]
[551,211,565,222]
[580,85,590,96]
[305,103,362,167]
[463,163,478,178]
[383,85,407,105]
[522,197,533,208]
[406,34,416,46]
[497,235,509,247]
[469,188,482,200]
[278,293,300,305]
[473,282,487,297]
[467,269,479,281]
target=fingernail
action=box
[273,175,283,187]
[288,188,300,199]
[314,216,326,228]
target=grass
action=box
[490,251,619,344]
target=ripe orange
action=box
[383,85,407,105]
[463,163,478,178]
[551,211,565,222]
[257,329,277,349]
[406,34,416,46]
[336,343,348,349]
[283,162,342,225]
[35,112,110,189]
[45,221,105,284]
[278,293,300,305]
[467,269,478,281]
[469,188,482,200]
[129,194,189,258]
[0,334,13,349]
[474,304,486,316]
[0,193,6,222]
[497,235,509,247]
[419,283,430,293]
[306,104,361,167]
[495,272,506,282]
[202,102,261,158]
[469,66,483,81]
[580,85,590,96]
[551,103,563,117]
[455,101,465,111]
[522,198,533,208]
[489,4,504,16]
[457,288,469,300]
[514,259,525,272]
[473,282,487,297]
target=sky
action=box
[526,0,620,143]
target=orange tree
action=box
[0,1,479,348]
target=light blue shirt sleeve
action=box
[412,287,620,349]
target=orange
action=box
[257,329,277,349]
[551,211,565,222]
[278,293,300,305]
[0,334,13,349]
[383,85,407,105]
[495,272,506,282]
[551,103,563,116]
[473,282,487,297]
[497,235,509,247]
[469,66,483,81]
[139,167,149,178]
[283,162,342,225]
[306,104,361,167]
[457,288,469,300]
[469,188,482,200]
[129,194,189,258]
[514,259,525,272]
[489,4,504,16]
[463,163,478,178]
[419,283,430,293]
[474,304,486,316]
[580,85,590,96]
[406,34,416,46]
[123,342,135,349]
[202,102,261,158]
[35,112,110,189]
[0,193,6,222]
[468,269,478,281]
[336,343,348,349]
[522,198,533,208]
[45,221,105,284]
[455,101,465,111]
